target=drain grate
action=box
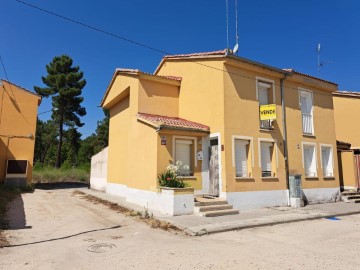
[87,243,116,253]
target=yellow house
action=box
[333,91,360,190]
[0,80,41,186]
[101,50,340,215]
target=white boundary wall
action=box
[90,147,108,192]
[106,183,194,216]
[223,190,290,210]
[303,187,340,204]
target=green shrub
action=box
[158,170,186,188]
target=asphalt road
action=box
[1,188,360,270]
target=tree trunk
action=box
[55,115,64,168]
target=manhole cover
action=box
[87,243,116,253]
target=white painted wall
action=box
[90,147,108,192]
[106,183,194,216]
[302,187,340,204]
[225,190,289,210]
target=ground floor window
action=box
[260,141,274,177]
[234,139,250,177]
[174,139,193,176]
[321,145,333,177]
[303,144,317,177]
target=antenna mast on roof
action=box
[233,0,239,55]
[317,43,321,72]
[226,0,229,50]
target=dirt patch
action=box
[73,190,181,233]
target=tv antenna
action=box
[233,0,239,55]
[316,43,334,72]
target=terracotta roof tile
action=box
[137,113,210,132]
[333,90,360,97]
[283,69,337,85]
[163,49,227,59]
[116,68,181,81]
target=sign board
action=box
[161,136,167,145]
[259,104,276,120]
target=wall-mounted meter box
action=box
[197,151,203,160]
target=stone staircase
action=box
[194,195,239,217]
[341,191,360,203]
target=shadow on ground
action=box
[3,194,29,230]
[34,182,89,190]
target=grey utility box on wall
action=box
[289,174,304,207]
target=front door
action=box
[209,139,220,196]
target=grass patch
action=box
[33,166,90,183]
[73,190,181,233]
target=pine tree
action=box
[35,55,86,168]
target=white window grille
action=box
[234,139,249,177]
[321,146,333,177]
[303,144,317,177]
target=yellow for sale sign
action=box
[260,104,276,120]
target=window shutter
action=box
[260,142,272,173]
[235,140,248,177]
[258,87,269,105]
[175,140,192,174]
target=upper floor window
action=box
[299,90,314,135]
[257,79,274,130]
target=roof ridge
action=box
[1,79,41,98]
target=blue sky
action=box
[1,0,360,137]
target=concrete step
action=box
[341,191,360,196]
[201,209,239,217]
[344,199,360,203]
[196,204,233,213]
[345,195,360,200]
[195,201,228,207]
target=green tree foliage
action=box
[34,119,58,166]
[35,55,86,168]
[77,110,109,164]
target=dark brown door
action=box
[209,139,219,196]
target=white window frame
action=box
[232,135,254,177]
[320,144,334,177]
[302,142,318,177]
[299,88,315,135]
[172,136,197,168]
[256,76,275,103]
[258,138,278,177]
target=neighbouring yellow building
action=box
[333,91,360,190]
[101,49,340,215]
[0,80,41,186]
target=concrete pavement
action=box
[82,188,360,236]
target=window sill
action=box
[178,176,197,180]
[305,177,319,181]
[303,134,316,138]
[324,176,336,180]
[235,177,255,182]
[260,128,275,133]
[261,177,279,182]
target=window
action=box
[234,139,250,177]
[260,141,274,177]
[258,81,273,129]
[321,145,333,177]
[174,139,193,176]
[300,90,314,135]
[303,144,317,177]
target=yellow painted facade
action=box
[103,52,340,203]
[333,93,360,148]
[0,80,41,183]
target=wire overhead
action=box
[15,0,336,97]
